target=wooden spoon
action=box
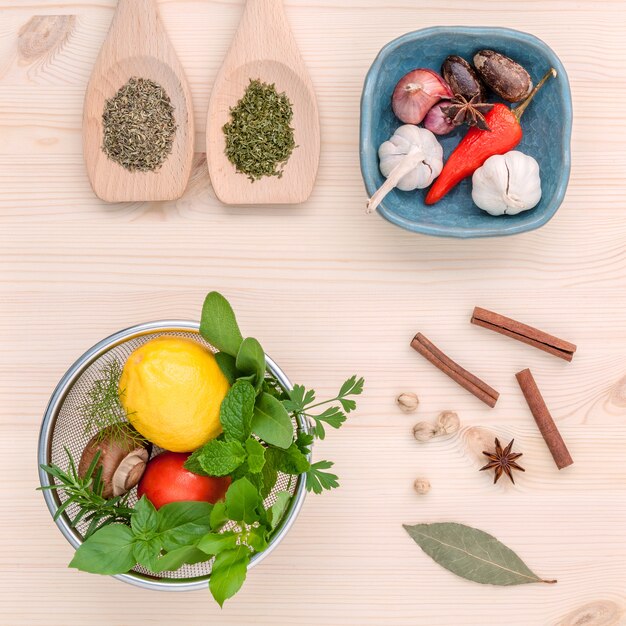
[83,0,194,202]
[206,0,320,205]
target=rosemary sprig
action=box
[79,359,144,446]
[39,448,134,538]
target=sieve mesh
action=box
[44,326,303,584]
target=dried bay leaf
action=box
[403,522,556,586]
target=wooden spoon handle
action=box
[107,0,161,57]
[236,0,293,59]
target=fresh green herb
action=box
[403,523,557,586]
[223,79,296,181]
[58,291,363,608]
[102,77,176,173]
[79,358,144,446]
[283,375,365,440]
[39,448,133,538]
[184,439,246,477]
[306,460,339,494]
[69,497,214,575]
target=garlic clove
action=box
[391,68,453,124]
[413,477,431,495]
[396,392,419,413]
[435,410,460,435]
[413,421,437,442]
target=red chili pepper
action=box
[425,68,556,205]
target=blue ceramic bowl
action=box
[360,26,572,238]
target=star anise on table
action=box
[442,94,494,131]
[480,438,525,484]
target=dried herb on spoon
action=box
[223,79,296,181]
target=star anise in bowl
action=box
[442,94,494,131]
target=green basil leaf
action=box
[131,496,158,537]
[215,352,238,384]
[268,491,292,530]
[197,531,239,556]
[245,437,266,473]
[225,477,261,524]
[403,523,556,586]
[251,392,294,449]
[209,545,251,607]
[210,501,229,531]
[247,526,268,552]
[69,524,136,575]
[157,501,214,551]
[151,545,209,573]
[220,380,256,442]
[184,439,246,477]
[200,292,244,357]
[133,536,162,571]
[235,337,266,386]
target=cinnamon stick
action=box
[516,368,573,469]
[410,333,499,407]
[471,307,576,362]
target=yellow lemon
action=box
[119,336,229,452]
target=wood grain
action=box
[1,1,626,625]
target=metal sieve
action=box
[38,320,310,592]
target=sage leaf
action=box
[403,523,556,586]
[236,337,266,386]
[151,545,208,572]
[215,352,238,384]
[225,477,261,524]
[209,544,251,607]
[251,392,294,449]
[220,380,256,442]
[69,524,136,575]
[200,292,243,357]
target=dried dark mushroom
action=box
[473,50,533,103]
[78,424,150,499]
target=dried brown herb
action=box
[480,437,525,484]
[102,77,176,172]
[223,79,296,181]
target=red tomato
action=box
[137,451,231,510]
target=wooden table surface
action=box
[2,1,626,624]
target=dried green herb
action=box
[403,522,556,585]
[223,79,296,181]
[102,77,176,172]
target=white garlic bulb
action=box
[471,151,541,216]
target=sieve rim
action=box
[38,319,310,592]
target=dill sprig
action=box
[39,448,134,538]
[79,359,144,446]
